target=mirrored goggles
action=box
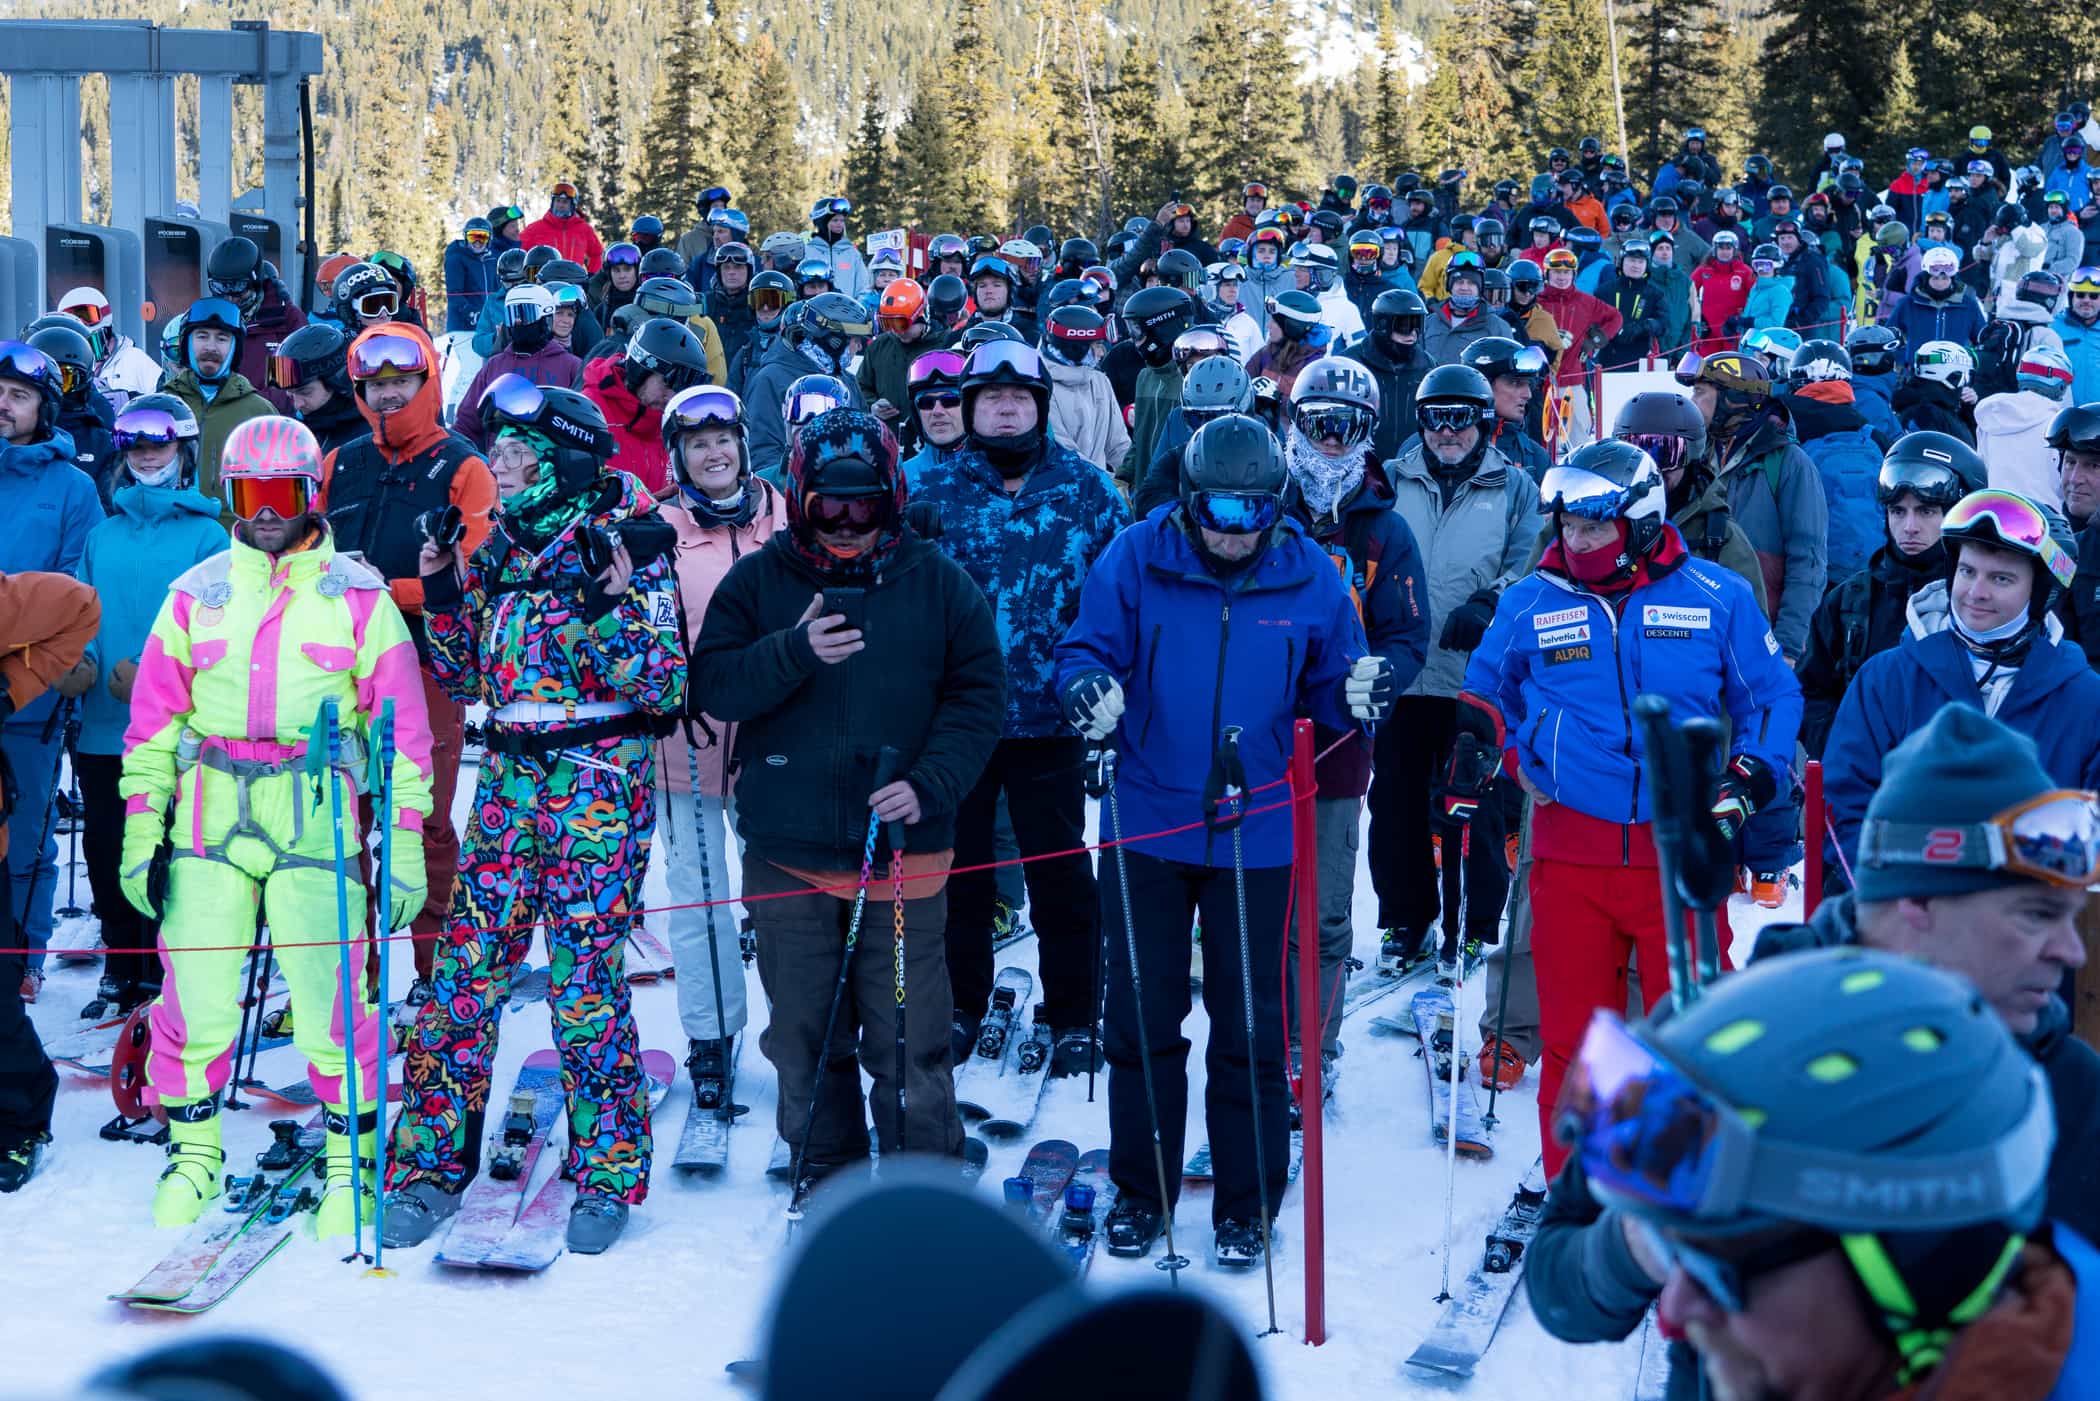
[349,332,431,381]
[1294,402,1375,445]
[481,373,548,424]
[60,300,109,328]
[224,473,314,522]
[784,388,848,425]
[1622,432,1691,473]
[964,340,1045,381]
[112,405,192,448]
[1541,462,1647,520]
[665,384,743,431]
[1417,402,1481,433]
[605,243,643,266]
[0,341,56,387]
[909,349,967,395]
[1859,789,2100,888]
[1188,489,1281,534]
[1944,489,2077,587]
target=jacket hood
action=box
[1783,387,1868,438]
[1974,389,2062,433]
[112,480,221,522]
[1044,358,1102,387]
[164,367,263,406]
[586,354,648,430]
[349,321,449,460]
[0,428,78,476]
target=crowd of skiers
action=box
[0,105,2095,1398]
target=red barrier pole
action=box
[1803,761,1823,918]
[1292,719,1326,1346]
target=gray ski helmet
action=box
[1845,323,1903,376]
[1609,947,2050,1374]
[1180,355,1255,425]
[636,276,701,321]
[1180,412,1287,503]
[112,391,203,487]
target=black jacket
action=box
[1341,337,1429,465]
[1525,893,2100,1401]
[1796,542,1945,755]
[1891,378,1976,445]
[706,287,757,376]
[301,393,370,457]
[690,530,1005,869]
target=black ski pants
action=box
[1365,695,1509,941]
[79,752,159,991]
[0,865,56,1148]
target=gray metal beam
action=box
[0,21,320,79]
[108,73,178,235]
[197,76,234,225]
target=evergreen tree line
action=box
[4,0,2096,277]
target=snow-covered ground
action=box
[4,771,1800,1399]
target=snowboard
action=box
[953,967,1033,1118]
[111,1114,326,1311]
[672,1034,748,1177]
[1181,1130,1304,1185]
[1411,986,1493,1159]
[1404,1155,1549,1377]
[433,1051,566,1268]
[1007,1139,1078,1228]
[625,927,672,984]
[1052,1148,1119,1276]
[473,1049,677,1271]
[507,964,551,1009]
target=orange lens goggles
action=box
[224,474,313,521]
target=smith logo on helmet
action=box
[550,415,584,438]
[1796,1168,1996,1215]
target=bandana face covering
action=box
[1563,520,1633,584]
[1285,427,1364,520]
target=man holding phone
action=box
[692,408,1004,1189]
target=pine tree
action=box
[844,90,895,231]
[895,96,968,232]
[733,35,808,239]
[1757,0,1885,181]
[945,0,1008,231]
[1365,0,1415,180]
[1415,0,1522,181]
[1515,0,1616,160]
[1701,26,1761,168]
[633,0,737,240]
[1184,0,1259,217]
[1621,0,1723,182]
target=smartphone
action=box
[824,587,867,637]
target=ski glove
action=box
[1709,753,1778,842]
[1438,588,1500,652]
[1436,732,1503,826]
[119,809,168,919]
[1061,670,1125,742]
[383,827,429,933]
[1345,654,1396,725]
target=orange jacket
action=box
[318,322,496,618]
[1564,192,1611,237]
[1219,212,1259,245]
[0,572,98,856]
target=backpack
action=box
[1800,424,1886,577]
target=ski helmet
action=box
[1290,242,1341,292]
[1789,339,1852,386]
[926,233,969,266]
[1461,336,1548,387]
[1289,356,1380,451]
[959,322,1027,352]
[1040,278,1088,315]
[907,348,967,401]
[1156,248,1205,292]
[1690,349,1773,440]
[639,247,687,281]
[1042,304,1108,367]
[218,415,326,521]
[808,196,852,232]
[707,207,753,239]
[636,276,702,322]
[206,235,267,317]
[1561,947,2051,1385]
[783,375,853,435]
[111,392,203,488]
[801,293,875,370]
[750,270,796,322]
[1414,363,1495,427]
[1180,356,1256,430]
[495,248,530,287]
[960,340,1052,455]
[1265,290,1323,344]
[1738,326,1801,374]
[925,274,969,328]
[1912,341,1976,390]
[1539,438,1668,566]
[661,383,749,495]
[0,339,64,437]
[2016,345,2075,400]
[266,321,353,399]
[630,214,666,249]
[1370,287,1427,346]
[2047,402,2100,458]
[479,374,616,492]
[783,407,905,571]
[55,286,114,364]
[1943,487,2078,621]
[2018,269,2066,310]
[24,322,95,404]
[1123,286,1195,368]
[371,249,420,298]
[1170,326,1233,369]
[538,258,588,288]
[1611,390,1709,474]
[1844,324,1902,377]
[1057,237,1100,271]
[1877,432,1984,508]
[1179,413,1288,563]
[623,317,711,398]
[333,262,400,323]
[877,278,927,332]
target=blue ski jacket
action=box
[1054,506,1367,868]
[0,428,103,732]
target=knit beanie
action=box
[1855,703,2061,902]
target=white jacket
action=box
[1046,358,1131,475]
[1317,283,1366,347]
[1218,307,1264,362]
[97,335,164,410]
[1974,388,2065,510]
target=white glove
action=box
[1064,671,1125,742]
[1345,654,1396,724]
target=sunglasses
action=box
[1418,403,1481,432]
[1944,489,2077,587]
[804,493,885,530]
[350,333,431,381]
[914,390,963,410]
[665,384,743,431]
[224,473,314,522]
[112,406,191,448]
[1188,489,1281,534]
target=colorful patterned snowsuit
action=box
[387,472,686,1203]
[121,534,434,1120]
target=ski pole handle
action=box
[874,745,908,855]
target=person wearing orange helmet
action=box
[858,278,942,452]
[518,180,607,274]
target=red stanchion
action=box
[1803,760,1823,917]
[1290,719,1326,1346]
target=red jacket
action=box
[1691,259,1755,343]
[1537,284,1623,382]
[581,355,669,494]
[517,211,606,273]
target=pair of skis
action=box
[953,966,1053,1136]
[433,1047,677,1272]
[110,1115,328,1312]
[1006,1140,1119,1278]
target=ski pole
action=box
[687,743,738,1121]
[1227,769,1281,1337]
[1083,745,1113,1105]
[1436,820,1468,1304]
[1632,698,1698,1010]
[1482,885,1515,1132]
[878,746,908,1159]
[1106,764,1188,1281]
[224,938,264,1112]
[368,699,395,1277]
[787,804,884,1218]
[231,935,277,1105]
[58,711,84,919]
[318,698,369,1264]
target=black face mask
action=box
[510,317,553,354]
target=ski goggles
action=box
[59,298,110,327]
[1944,489,2077,588]
[1875,454,1967,506]
[803,492,887,531]
[1544,251,1578,272]
[751,287,792,317]
[605,242,642,266]
[1294,402,1376,445]
[908,349,967,397]
[466,228,492,247]
[1553,1009,2054,1232]
[0,340,58,388]
[964,340,1045,382]
[350,286,401,320]
[348,333,431,382]
[1187,489,1281,535]
[1172,329,1232,368]
[551,181,580,199]
[1622,433,1692,474]
[112,403,194,449]
[784,386,849,426]
[223,472,315,522]
[267,352,319,391]
[1417,402,1483,433]
[664,384,743,432]
[1633,1220,1836,1314]
[481,374,551,425]
[550,284,588,308]
[1540,460,1652,520]
[2070,267,2100,296]
[1858,789,2100,888]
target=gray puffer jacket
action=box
[1387,439,1544,696]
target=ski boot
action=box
[313,1107,381,1243]
[567,1191,630,1255]
[1212,1218,1270,1269]
[17,968,41,1004]
[1104,1197,1166,1258]
[1377,928,1423,976]
[259,1005,293,1039]
[687,1034,735,1111]
[1751,871,1788,909]
[392,977,435,1028]
[990,896,1025,941]
[380,1181,463,1248]
[153,1107,225,1226]
[1476,1037,1528,1091]
[1048,1025,1101,1079]
[950,1013,980,1066]
[0,1132,50,1192]
[80,975,134,1020]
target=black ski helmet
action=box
[1845,323,1903,377]
[1789,339,1853,386]
[1877,432,1985,507]
[523,245,561,280]
[2047,401,2100,458]
[1414,363,1495,425]
[267,321,353,399]
[926,273,969,327]
[479,374,616,492]
[1156,248,1205,292]
[639,247,687,281]
[1612,389,1710,471]
[801,293,875,368]
[1123,286,1195,368]
[1369,287,1428,349]
[960,340,1052,453]
[25,322,96,405]
[495,248,530,287]
[622,317,711,397]
[206,235,266,316]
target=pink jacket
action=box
[658,476,789,797]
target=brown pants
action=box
[748,859,962,1170]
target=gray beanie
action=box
[1855,702,2061,902]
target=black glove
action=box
[1439,588,1499,652]
[1710,753,1779,842]
[1436,734,1502,826]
